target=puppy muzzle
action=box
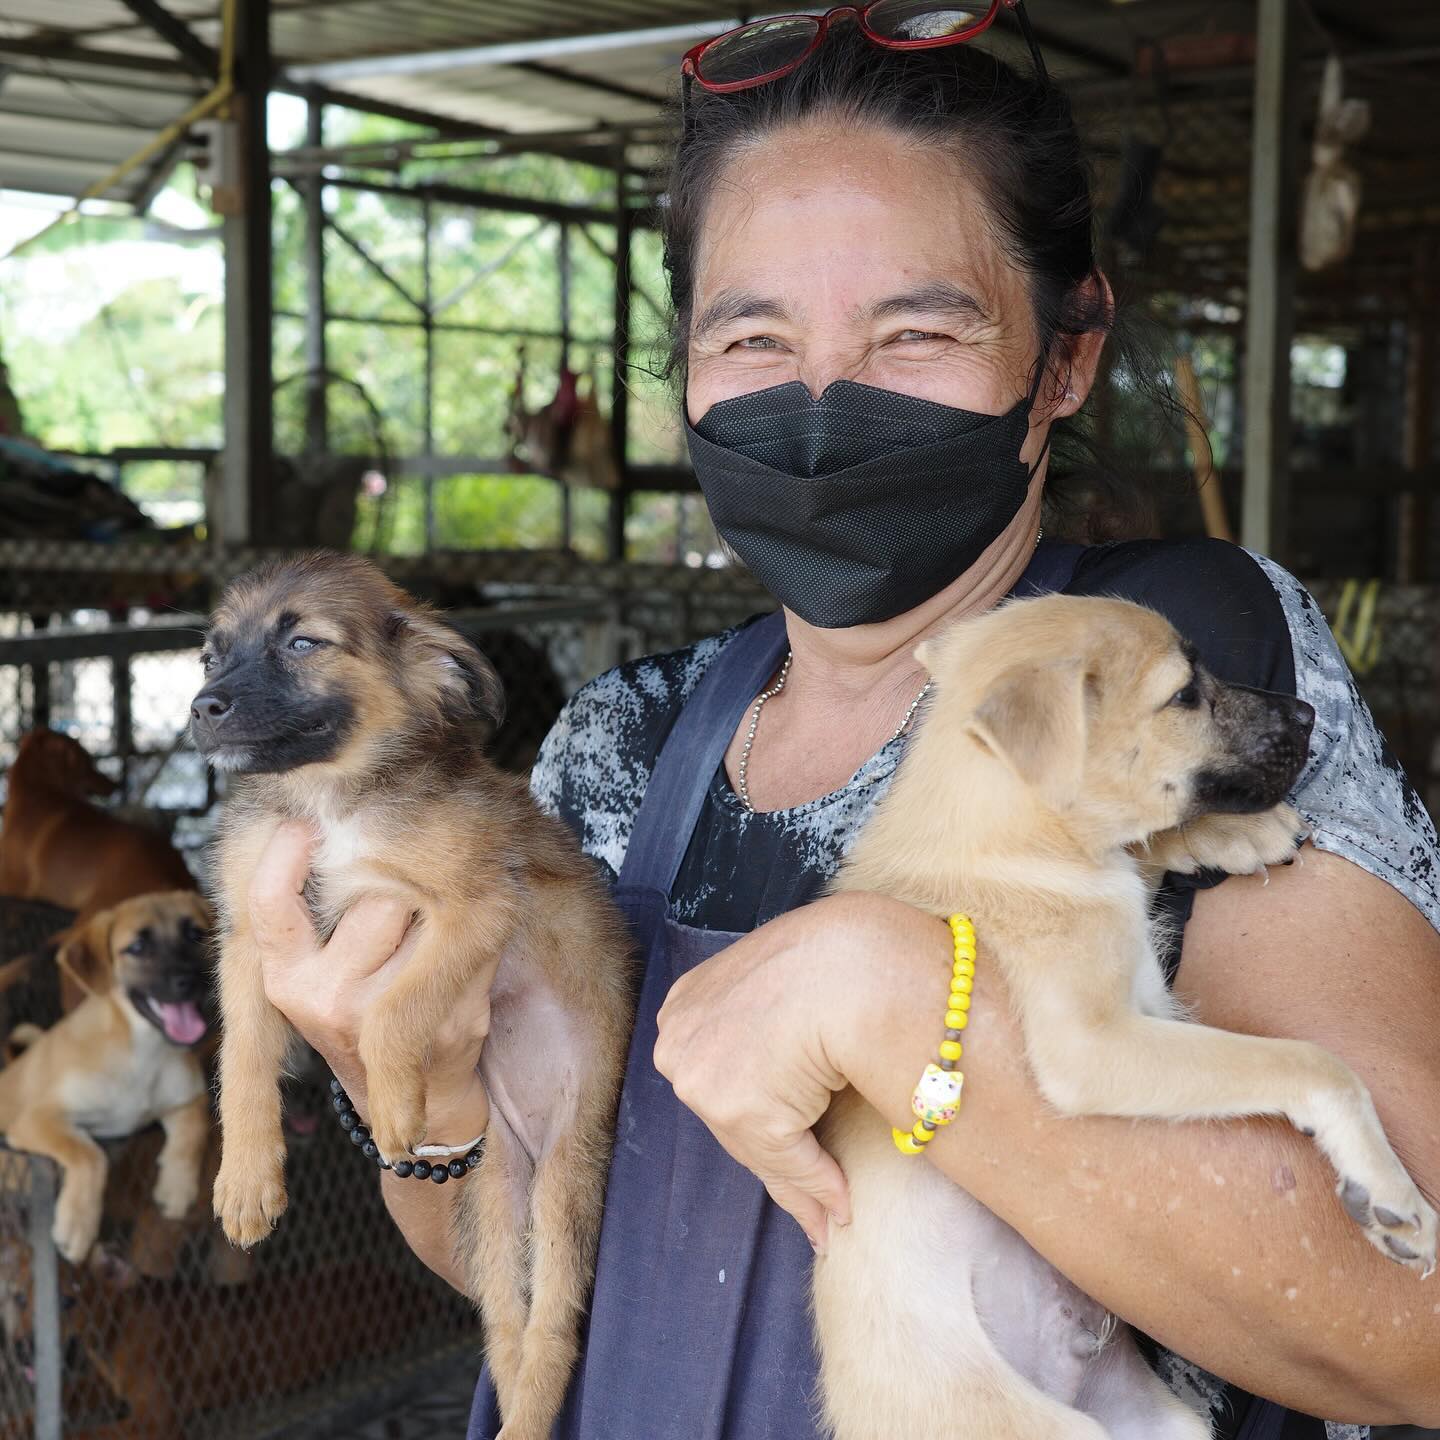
[1192,685,1316,815]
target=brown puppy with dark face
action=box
[811,594,1436,1440]
[0,891,213,1265]
[191,552,633,1440]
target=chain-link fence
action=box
[0,561,769,1437]
[0,895,478,1440]
[0,566,768,864]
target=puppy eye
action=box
[1169,682,1200,709]
[199,653,216,672]
[288,636,326,653]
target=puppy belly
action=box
[815,1093,1188,1438]
[970,1211,1113,1402]
[479,949,593,1164]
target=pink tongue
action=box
[152,1000,207,1045]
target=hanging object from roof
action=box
[1299,55,1371,273]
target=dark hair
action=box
[660,27,1154,540]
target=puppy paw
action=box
[1336,1175,1438,1277]
[358,1036,429,1163]
[52,1187,102,1264]
[366,1086,429,1166]
[213,1160,288,1249]
[152,1166,199,1222]
[1141,805,1307,878]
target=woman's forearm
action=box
[380,1168,468,1293]
[833,898,1440,1426]
[330,1053,486,1297]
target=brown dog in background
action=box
[0,728,195,919]
[0,729,195,1007]
[191,552,633,1440]
[0,891,213,1265]
[814,595,1435,1440]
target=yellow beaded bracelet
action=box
[892,914,975,1156]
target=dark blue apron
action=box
[467,543,1300,1440]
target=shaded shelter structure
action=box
[0,2,1438,1436]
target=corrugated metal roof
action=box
[1,0,1438,210]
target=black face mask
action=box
[687,378,1043,628]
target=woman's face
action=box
[685,122,1088,466]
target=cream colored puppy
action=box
[815,594,1435,1440]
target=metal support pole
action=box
[1399,238,1437,583]
[27,1158,61,1440]
[221,0,273,545]
[607,164,632,562]
[422,195,436,552]
[558,221,573,550]
[302,94,328,457]
[1240,0,1301,562]
[28,613,49,731]
[113,653,133,794]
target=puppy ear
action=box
[389,610,507,737]
[54,911,116,998]
[966,659,1089,808]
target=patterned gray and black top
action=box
[531,538,1440,1440]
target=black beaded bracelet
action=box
[328,1076,483,1183]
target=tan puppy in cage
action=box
[190,552,634,1440]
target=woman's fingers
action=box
[248,821,319,962]
[749,1129,851,1252]
[326,897,415,985]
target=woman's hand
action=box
[654,890,950,1250]
[247,821,490,1139]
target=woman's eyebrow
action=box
[693,289,794,339]
[863,282,992,324]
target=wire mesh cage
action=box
[0,558,771,1437]
[0,897,477,1440]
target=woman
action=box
[249,8,1440,1438]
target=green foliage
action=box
[0,130,692,556]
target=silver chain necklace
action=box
[735,653,933,814]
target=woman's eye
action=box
[288,636,325,653]
[734,336,779,351]
[894,330,947,343]
[1170,682,1200,709]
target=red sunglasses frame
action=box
[681,1,1045,94]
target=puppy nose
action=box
[191,689,232,723]
[14,1337,32,1367]
[172,971,198,998]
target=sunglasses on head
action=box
[681,1,1049,96]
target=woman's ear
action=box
[1047,270,1115,421]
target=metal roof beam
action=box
[116,0,219,78]
[319,172,651,229]
[0,37,196,78]
[512,61,667,112]
[284,19,743,84]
